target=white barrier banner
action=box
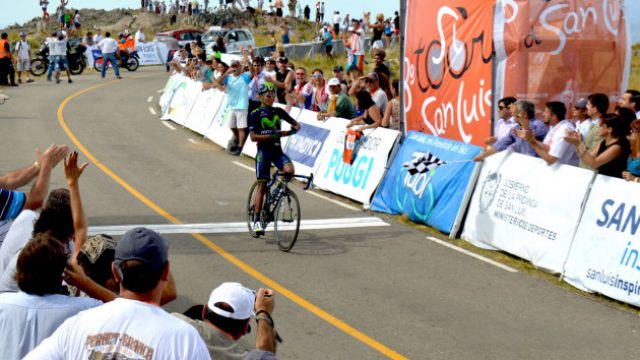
[136,41,164,65]
[281,107,329,178]
[164,78,201,126]
[159,74,188,116]
[203,95,233,148]
[185,88,225,135]
[313,120,399,205]
[563,176,640,306]
[461,151,594,273]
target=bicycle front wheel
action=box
[274,190,300,252]
[246,181,261,238]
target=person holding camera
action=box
[173,282,279,360]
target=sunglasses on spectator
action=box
[498,105,506,110]
[296,72,305,76]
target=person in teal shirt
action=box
[317,77,355,120]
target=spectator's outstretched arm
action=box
[0,162,39,190]
[23,144,69,210]
[64,262,117,302]
[64,151,89,264]
[254,288,277,354]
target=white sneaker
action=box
[254,221,265,235]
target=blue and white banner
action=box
[313,119,400,206]
[563,175,640,306]
[283,108,331,177]
[370,131,481,234]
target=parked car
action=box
[202,28,255,53]
[155,29,203,47]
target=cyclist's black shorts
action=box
[256,148,291,181]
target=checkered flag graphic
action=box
[403,152,447,175]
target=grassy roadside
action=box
[393,214,640,315]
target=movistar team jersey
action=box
[249,106,295,152]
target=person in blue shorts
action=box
[249,82,301,235]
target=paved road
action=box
[1,67,639,359]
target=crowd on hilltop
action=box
[166,6,401,156]
[473,91,640,182]
[0,149,281,359]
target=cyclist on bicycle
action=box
[249,82,301,235]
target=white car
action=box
[203,28,255,54]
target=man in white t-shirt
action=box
[14,32,33,84]
[525,101,579,166]
[92,29,103,44]
[0,233,103,360]
[134,27,146,46]
[25,227,209,360]
[47,31,73,84]
[333,11,341,35]
[96,31,122,79]
[572,98,591,140]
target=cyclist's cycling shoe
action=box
[254,221,265,236]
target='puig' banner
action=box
[404,0,494,146]
[371,131,481,234]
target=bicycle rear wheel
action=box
[274,190,300,252]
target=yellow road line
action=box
[57,78,408,360]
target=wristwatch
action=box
[255,310,274,327]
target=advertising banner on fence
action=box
[136,41,165,65]
[494,0,630,113]
[164,78,201,126]
[370,131,482,234]
[159,74,188,117]
[282,109,331,177]
[403,0,494,146]
[563,175,640,306]
[461,151,594,273]
[313,120,399,205]
[185,89,226,135]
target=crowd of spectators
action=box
[0,148,281,359]
[474,90,640,181]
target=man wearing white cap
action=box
[14,32,33,84]
[318,77,355,120]
[173,282,279,359]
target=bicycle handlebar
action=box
[269,172,313,190]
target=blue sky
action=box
[0,0,399,29]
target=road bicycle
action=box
[246,171,313,252]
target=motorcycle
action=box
[92,49,140,72]
[29,43,87,76]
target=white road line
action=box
[148,107,157,115]
[157,89,164,93]
[147,96,153,102]
[188,138,198,144]
[426,236,518,273]
[233,161,360,211]
[88,217,389,236]
[162,122,176,130]
[233,160,254,172]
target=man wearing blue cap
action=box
[25,227,209,360]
